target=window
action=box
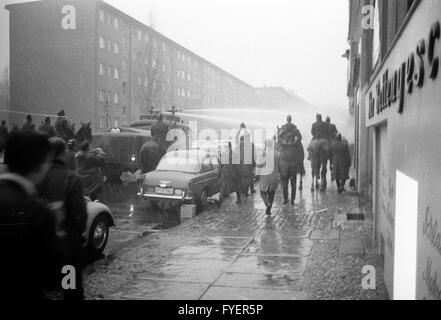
[114,67,119,79]
[114,42,119,54]
[188,56,191,64]
[99,63,105,75]
[177,51,181,60]
[99,117,105,129]
[137,29,142,41]
[114,18,119,30]
[99,36,106,49]
[187,73,191,81]
[108,66,112,77]
[372,0,380,67]
[99,10,105,22]
[152,59,156,68]
[114,92,119,104]
[99,90,105,102]
[181,53,185,61]
[182,71,186,79]
[177,88,181,96]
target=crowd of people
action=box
[216,114,351,216]
[0,111,107,300]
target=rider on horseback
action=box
[308,114,328,160]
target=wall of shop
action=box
[366,1,441,299]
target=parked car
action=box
[141,149,221,209]
[84,197,115,256]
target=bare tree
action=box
[136,10,168,113]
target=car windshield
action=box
[156,157,201,174]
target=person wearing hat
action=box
[55,109,70,141]
[38,116,55,137]
[22,114,35,131]
[329,133,351,193]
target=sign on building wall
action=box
[366,1,441,300]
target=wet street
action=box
[84,174,388,300]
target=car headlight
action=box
[131,154,136,162]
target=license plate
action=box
[155,187,173,195]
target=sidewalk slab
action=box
[309,229,340,241]
[339,238,365,255]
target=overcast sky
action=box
[0,0,349,111]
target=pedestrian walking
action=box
[218,142,242,205]
[22,114,35,131]
[38,116,55,137]
[330,133,351,193]
[278,115,302,205]
[256,139,280,216]
[0,131,58,300]
[39,137,87,300]
[238,134,256,196]
[76,141,106,201]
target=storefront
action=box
[366,1,441,300]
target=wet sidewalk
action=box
[84,176,387,300]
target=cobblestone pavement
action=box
[84,175,387,300]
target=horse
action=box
[309,138,330,192]
[76,122,92,144]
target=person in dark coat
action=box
[308,114,329,160]
[325,116,338,141]
[38,117,55,137]
[0,131,58,300]
[151,114,169,150]
[55,110,71,141]
[39,138,87,300]
[219,142,242,205]
[76,141,106,201]
[22,114,35,131]
[0,120,8,153]
[278,115,302,205]
[256,139,280,216]
[66,139,77,171]
[330,133,351,193]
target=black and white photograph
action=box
[0,0,440,304]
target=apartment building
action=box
[6,0,256,130]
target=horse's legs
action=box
[320,161,328,191]
[290,173,297,205]
[299,173,303,191]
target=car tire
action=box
[87,214,110,257]
[197,189,208,210]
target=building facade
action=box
[6,0,257,130]
[347,0,441,299]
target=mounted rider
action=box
[325,116,338,141]
[151,113,169,155]
[308,114,329,160]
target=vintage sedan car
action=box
[83,197,115,256]
[141,150,221,209]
